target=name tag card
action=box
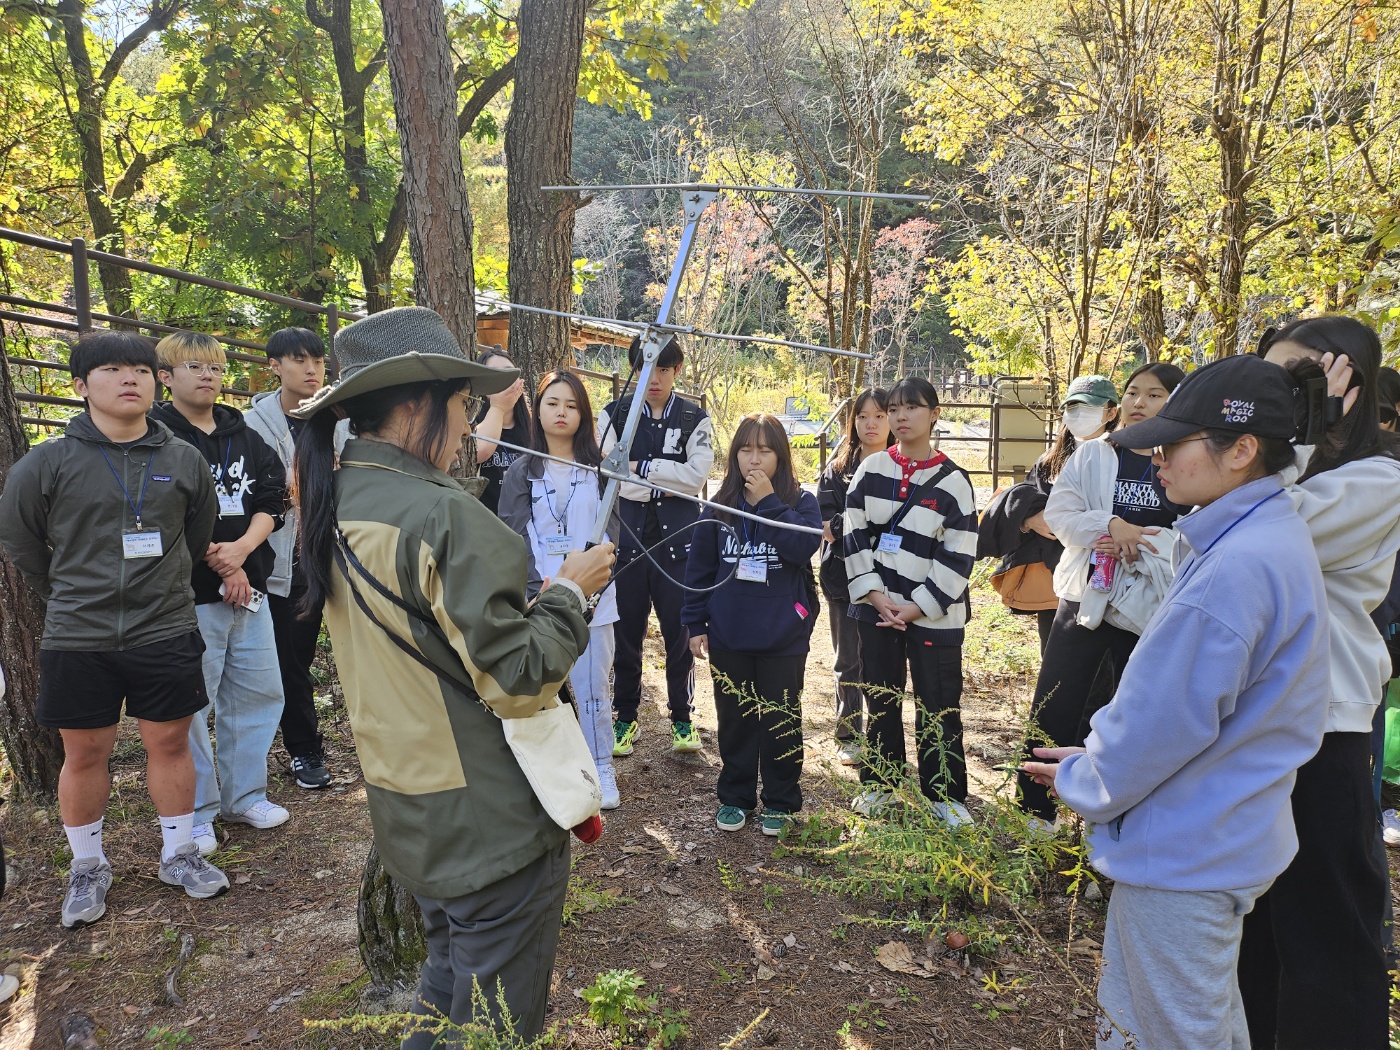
[123,531,163,559]
[545,534,574,556]
[878,533,902,554]
[736,557,768,583]
[218,494,244,516]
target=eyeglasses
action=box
[178,361,226,378]
[1153,436,1213,458]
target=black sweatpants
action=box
[269,579,325,759]
[855,620,966,803]
[1237,731,1390,1050]
[612,555,694,724]
[829,600,864,741]
[1018,599,1139,820]
[710,648,806,814]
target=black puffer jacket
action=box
[976,460,1062,573]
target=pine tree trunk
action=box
[505,0,589,395]
[357,845,427,990]
[0,342,64,800]
[380,0,478,354]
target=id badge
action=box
[878,532,902,554]
[217,493,244,516]
[545,534,574,556]
[736,557,768,583]
[122,531,163,559]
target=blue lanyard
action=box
[741,502,758,553]
[100,445,156,531]
[220,439,233,484]
[888,462,939,531]
[543,466,578,533]
[1177,489,1282,586]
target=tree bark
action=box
[380,0,478,352]
[0,336,63,800]
[505,0,589,394]
[357,845,427,990]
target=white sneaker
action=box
[192,822,217,856]
[0,973,18,1004]
[932,800,974,828]
[598,765,621,811]
[1383,809,1400,847]
[851,789,892,817]
[225,799,289,830]
[836,741,861,767]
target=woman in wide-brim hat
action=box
[292,306,614,1044]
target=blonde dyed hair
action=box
[155,331,225,371]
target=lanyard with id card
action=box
[216,440,244,517]
[736,506,769,582]
[101,445,164,559]
[542,467,578,556]
[876,460,956,558]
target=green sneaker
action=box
[761,810,795,838]
[613,720,639,757]
[671,721,701,753]
[716,805,747,832]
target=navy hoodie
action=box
[681,491,823,656]
[151,402,286,603]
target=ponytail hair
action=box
[294,377,471,614]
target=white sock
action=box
[158,812,194,862]
[64,819,105,866]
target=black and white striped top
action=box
[842,448,978,643]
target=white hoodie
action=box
[1285,447,1400,733]
[1043,437,1178,634]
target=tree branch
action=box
[456,54,515,138]
[99,0,183,90]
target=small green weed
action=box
[580,969,690,1048]
[716,858,740,893]
[143,1028,193,1048]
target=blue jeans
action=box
[189,601,286,822]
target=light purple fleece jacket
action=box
[1055,475,1331,891]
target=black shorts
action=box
[36,631,209,730]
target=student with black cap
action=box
[1024,352,1332,1050]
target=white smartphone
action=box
[218,583,266,613]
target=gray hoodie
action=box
[245,389,298,597]
[0,413,217,650]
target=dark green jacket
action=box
[326,439,589,898]
[0,413,217,651]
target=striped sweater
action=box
[842,449,978,643]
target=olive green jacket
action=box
[326,439,588,898]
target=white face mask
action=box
[1063,404,1108,440]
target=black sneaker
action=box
[290,751,331,790]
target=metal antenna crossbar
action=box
[498,300,870,361]
[485,437,824,537]
[543,183,933,203]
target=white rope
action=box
[485,437,826,537]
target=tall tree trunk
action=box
[380,0,478,353]
[0,340,63,800]
[357,846,427,990]
[505,0,589,394]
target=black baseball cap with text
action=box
[1110,355,1300,449]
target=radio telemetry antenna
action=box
[531,182,927,546]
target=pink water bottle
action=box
[1090,538,1117,592]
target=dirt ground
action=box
[0,585,1378,1049]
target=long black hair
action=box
[1261,316,1400,480]
[294,377,471,614]
[712,413,801,522]
[528,370,602,468]
[830,387,891,477]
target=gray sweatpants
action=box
[1098,880,1270,1050]
[403,838,570,1047]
